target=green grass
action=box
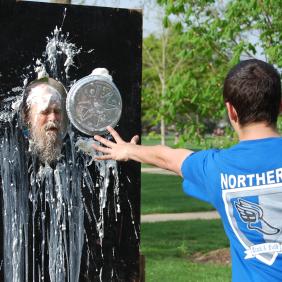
[141,134,236,169]
[142,135,176,147]
[145,258,231,282]
[141,220,231,282]
[141,134,200,151]
[140,135,231,281]
[141,133,237,150]
[141,173,214,214]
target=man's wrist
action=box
[125,143,139,162]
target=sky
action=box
[27,0,162,37]
[76,0,162,36]
[24,0,266,60]
[81,0,162,36]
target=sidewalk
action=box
[141,167,220,223]
[141,167,176,175]
[141,211,220,223]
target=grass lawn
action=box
[142,135,176,147]
[141,173,214,214]
[141,134,237,150]
[141,134,236,169]
[141,220,231,282]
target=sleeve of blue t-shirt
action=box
[181,149,217,204]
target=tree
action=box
[152,0,282,146]
[142,11,188,145]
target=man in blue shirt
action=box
[93,59,282,281]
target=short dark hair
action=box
[223,59,281,126]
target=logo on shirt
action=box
[223,184,282,265]
[234,199,280,235]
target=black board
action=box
[0,1,142,281]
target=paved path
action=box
[141,211,220,223]
[141,167,219,223]
[141,167,177,175]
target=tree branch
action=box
[143,42,164,83]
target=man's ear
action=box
[225,102,238,123]
[22,109,31,129]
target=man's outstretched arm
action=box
[93,126,193,176]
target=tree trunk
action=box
[160,116,165,145]
[160,79,165,145]
[160,26,166,146]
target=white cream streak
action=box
[26,85,62,112]
[91,68,113,81]
[35,59,49,80]
[0,16,139,281]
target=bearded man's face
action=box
[27,84,63,164]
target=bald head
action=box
[23,79,67,164]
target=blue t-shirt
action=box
[181,137,282,282]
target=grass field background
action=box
[141,173,214,214]
[141,220,231,282]
[141,133,237,150]
[140,135,230,281]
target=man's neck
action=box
[238,122,280,141]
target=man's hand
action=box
[93,126,139,161]
[93,126,192,176]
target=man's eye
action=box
[40,110,48,115]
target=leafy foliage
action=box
[143,0,282,147]
[142,22,188,144]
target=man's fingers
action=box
[92,143,111,154]
[94,154,113,161]
[106,126,124,143]
[94,135,114,148]
[130,135,139,144]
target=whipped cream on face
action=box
[27,84,62,112]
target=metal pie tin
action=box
[66,75,122,136]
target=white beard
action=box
[30,121,62,164]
